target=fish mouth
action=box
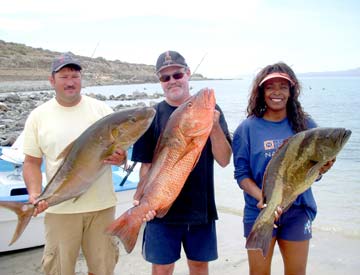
[342,129,352,144]
[332,128,352,149]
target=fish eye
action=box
[187,102,193,108]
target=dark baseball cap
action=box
[51,52,82,73]
[155,50,188,73]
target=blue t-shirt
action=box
[232,116,317,223]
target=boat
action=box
[0,143,139,253]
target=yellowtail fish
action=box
[0,106,156,245]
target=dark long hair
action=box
[247,62,309,133]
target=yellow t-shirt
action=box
[23,95,117,214]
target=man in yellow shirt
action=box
[23,52,125,275]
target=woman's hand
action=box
[319,158,336,175]
[317,158,336,181]
[257,198,283,224]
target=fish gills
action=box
[246,127,352,257]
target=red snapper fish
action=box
[106,88,216,253]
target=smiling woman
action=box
[262,76,291,121]
[231,61,335,274]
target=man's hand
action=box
[29,193,48,217]
[133,200,157,222]
[104,149,127,166]
[211,110,220,130]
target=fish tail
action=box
[0,201,34,245]
[246,220,274,257]
[105,207,143,253]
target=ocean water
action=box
[83,77,360,239]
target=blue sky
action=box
[0,0,359,78]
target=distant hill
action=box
[0,40,205,87]
[298,67,360,77]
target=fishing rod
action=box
[189,52,208,80]
[119,52,208,186]
[91,41,100,58]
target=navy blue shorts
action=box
[244,206,312,241]
[142,221,218,265]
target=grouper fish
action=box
[246,127,351,257]
[0,106,156,246]
[106,88,216,253]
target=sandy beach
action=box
[1,210,359,275]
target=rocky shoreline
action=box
[0,82,163,146]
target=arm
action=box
[239,177,262,204]
[139,162,152,180]
[23,154,47,216]
[210,110,232,167]
[133,162,156,221]
[133,162,152,200]
[240,177,282,220]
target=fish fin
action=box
[246,218,274,258]
[135,147,170,199]
[0,201,34,245]
[56,140,75,161]
[176,138,203,170]
[276,136,291,152]
[105,206,143,253]
[154,141,202,218]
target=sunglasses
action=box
[159,72,185,83]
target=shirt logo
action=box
[264,140,275,150]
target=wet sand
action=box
[1,211,359,274]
